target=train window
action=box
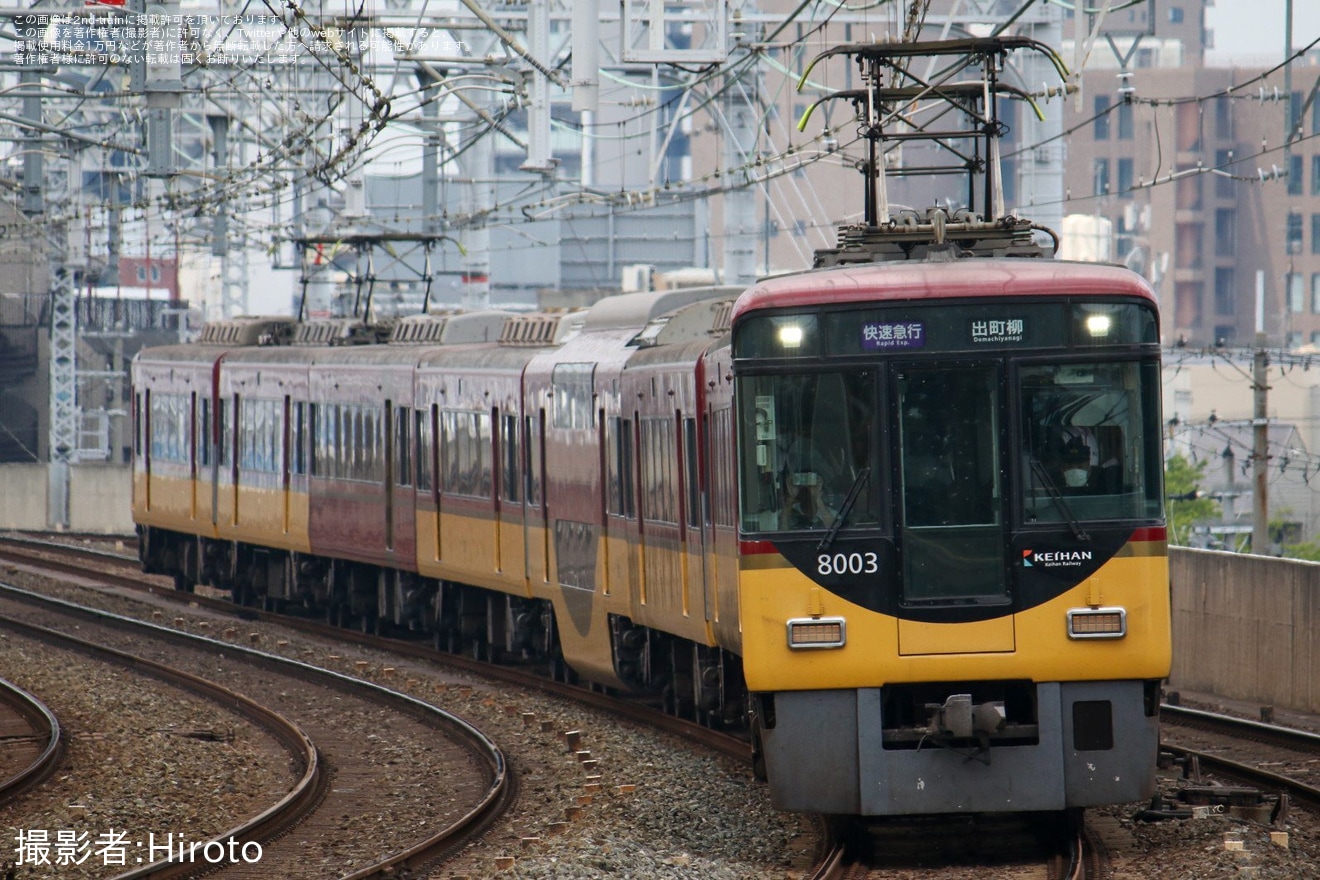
[218,398,231,468]
[238,399,282,474]
[898,366,1006,603]
[354,407,367,480]
[526,412,544,506]
[415,407,433,492]
[440,409,491,497]
[605,417,634,517]
[477,411,492,497]
[291,401,306,475]
[640,416,678,524]
[198,397,212,468]
[394,405,411,487]
[134,392,142,459]
[710,408,736,528]
[683,417,700,528]
[314,404,326,477]
[736,371,878,533]
[500,412,519,503]
[1020,360,1164,523]
[151,392,194,465]
[552,363,595,430]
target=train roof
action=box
[732,259,1156,324]
[583,286,742,332]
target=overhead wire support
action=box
[793,35,1070,255]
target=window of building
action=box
[1168,6,1184,24]
[1214,97,1232,140]
[1093,158,1110,195]
[1288,273,1305,313]
[1214,267,1235,316]
[1117,101,1134,140]
[1174,282,1202,329]
[1311,274,1320,314]
[1175,170,1202,211]
[1215,208,1236,255]
[1117,157,1134,194]
[1094,95,1111,140]
[1313,214,1320,255]
[1215,149,1235,198]
[1288,211,1304,255]
[1289,153,1303,195]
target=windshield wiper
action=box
[1029,459,1090,542]
[817,467,871,551]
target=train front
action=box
[732,262,1170,816]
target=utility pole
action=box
[1252,272,1270,553]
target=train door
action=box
[281,395,292,535]
[704,402,739,635]
[389,401,416,561]
[893,363,1012,654]
[495,409,527,584]
[189,391,198,521]
[384,401,396,550]
[196,392,214,527]
[604,414,637,602]
[141,389,151,511]
[524,410,548,584]
[680,415,706,623]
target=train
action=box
[132,214,1171,816]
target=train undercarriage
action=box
[137,524,748,730]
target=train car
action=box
[733,255,1169,814]
[131,293,751,720]
[132,246,1168,819]
[134,316,299,592]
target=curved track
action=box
[0,674,64,805]
[0,581,511,879]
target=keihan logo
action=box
[1022,548,1093,568]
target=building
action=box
[1060,0,1320,349]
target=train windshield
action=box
[1020,360,1164,523]
[897,365,1005,601]
[737,371,879,532]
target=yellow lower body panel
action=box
[741,553,1170,693]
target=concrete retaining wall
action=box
[1170,547,1320,714]
[0,463,134,534]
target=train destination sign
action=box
[861,321,925,350]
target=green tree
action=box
[1165,454,1220,546]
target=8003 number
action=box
[815,552,879,576]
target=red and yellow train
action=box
[134,252,1170,815]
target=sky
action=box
[1205,0,1320,64]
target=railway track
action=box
[1161,703,1320,814]
[804,812,1102,880]
[0,674,64,806]
[0,532,752,765]
[12,533,1320,878]
[0,581,511,879]
[0,534,818,875]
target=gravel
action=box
[6,553,1320,879]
